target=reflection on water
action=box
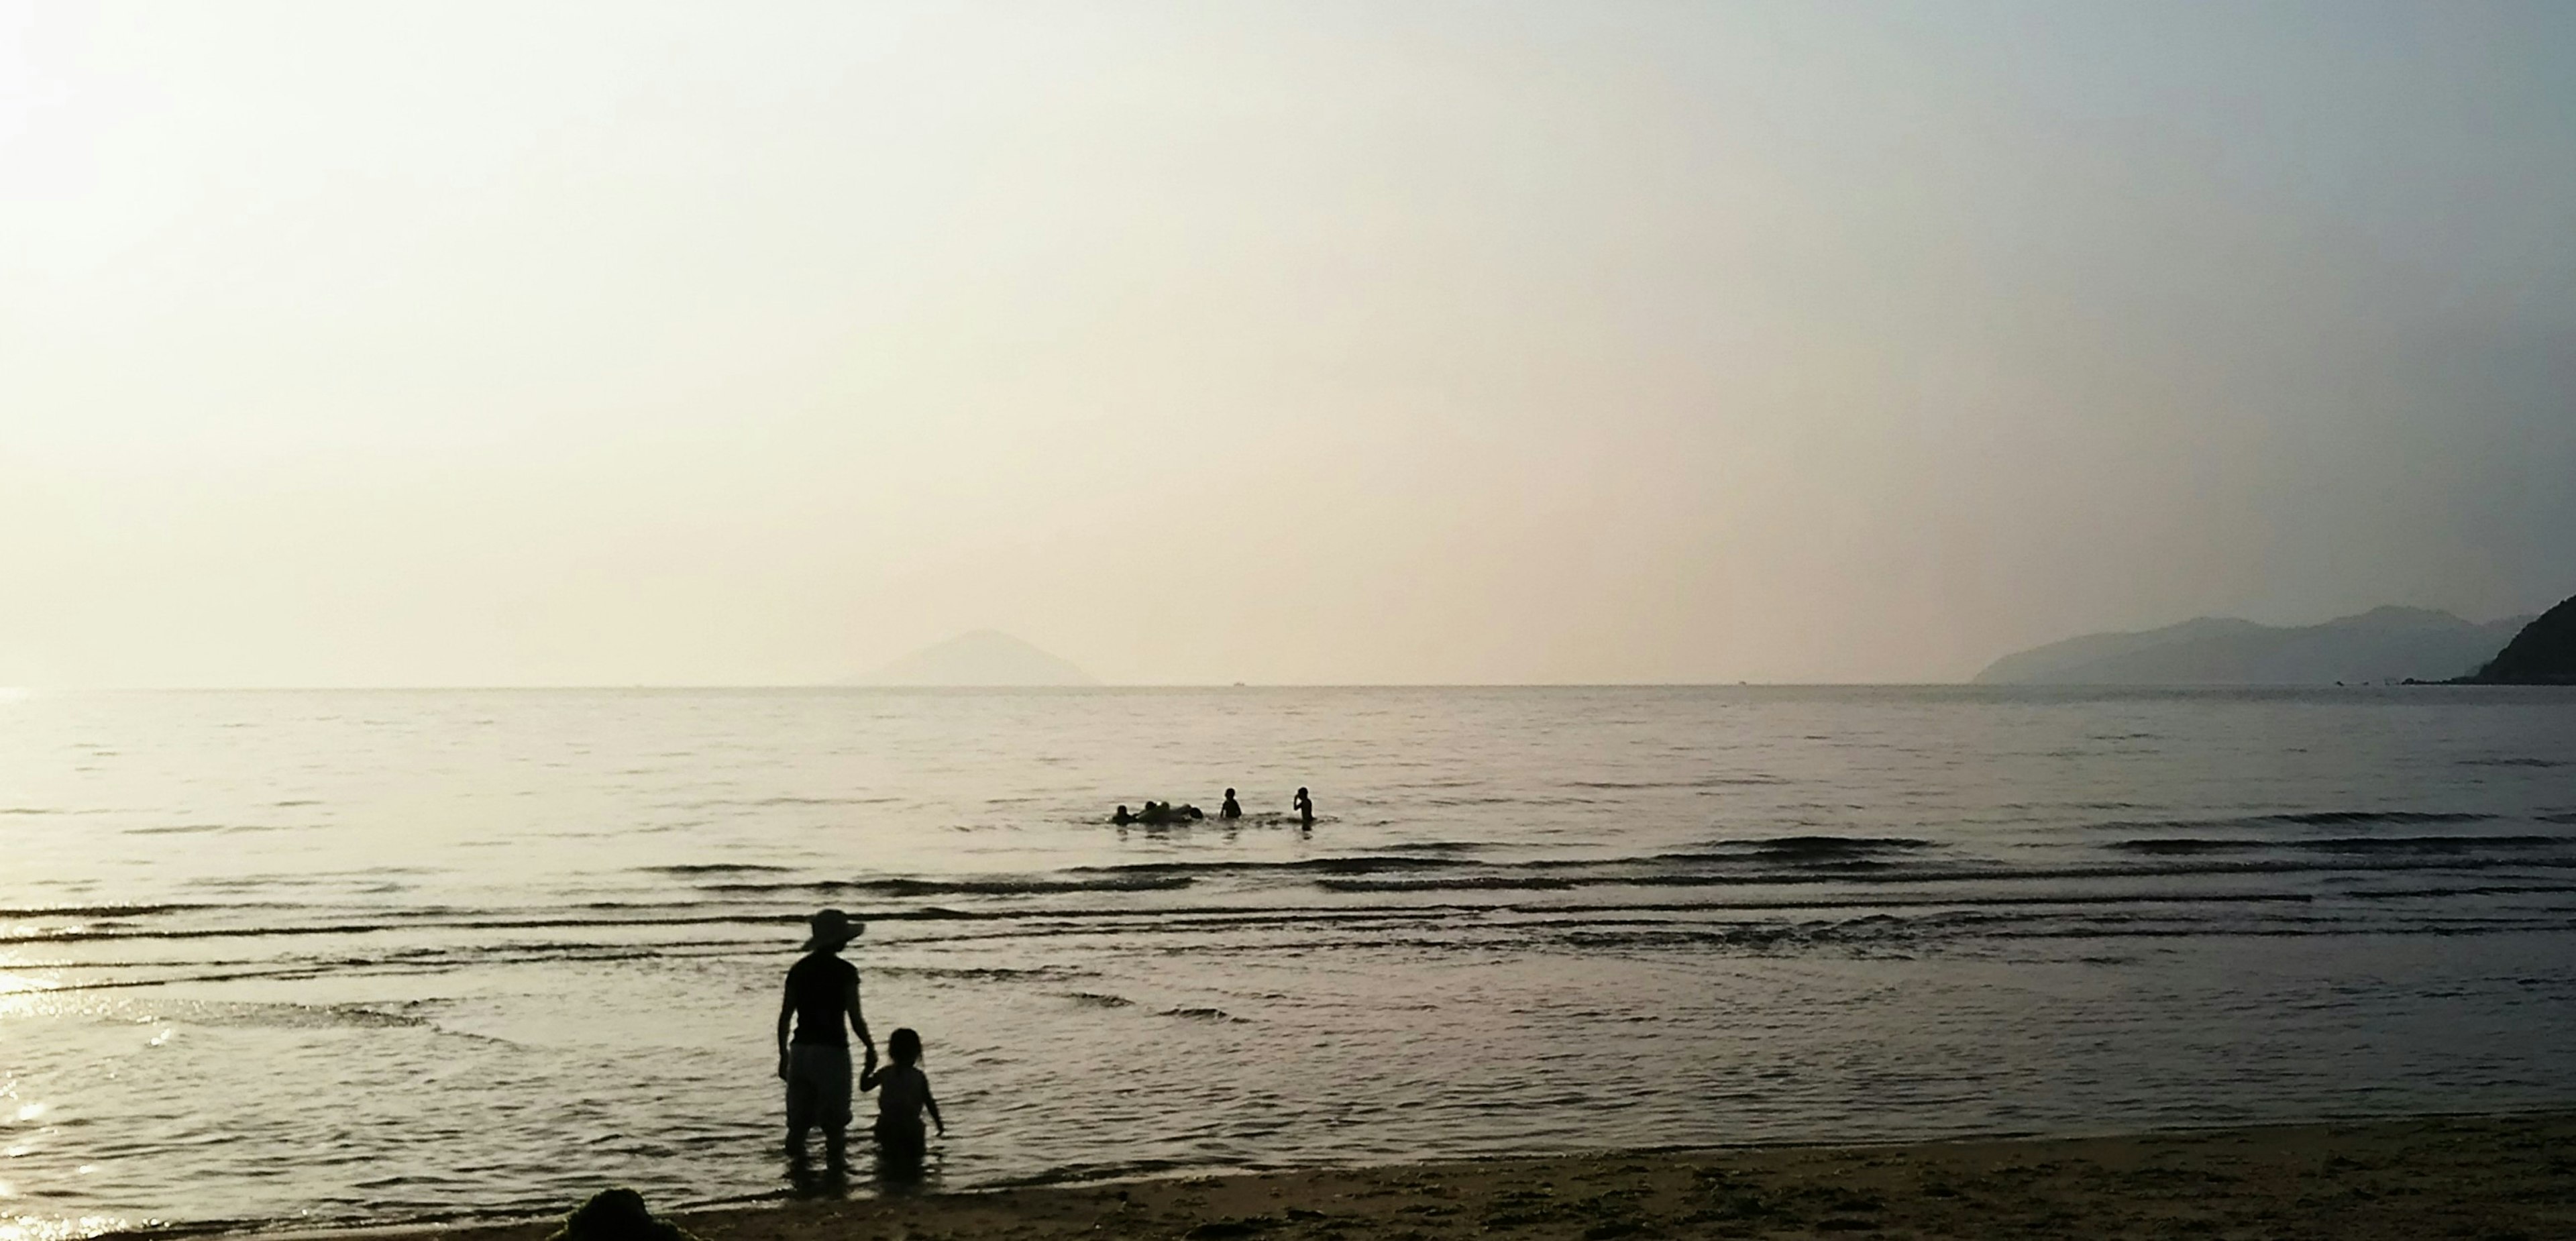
[2,686,2574,1233]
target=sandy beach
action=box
[401,1112,2576,1241]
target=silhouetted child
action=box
[860,1027,944,1167]
[1221,788,1242,820]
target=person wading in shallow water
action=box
[861,1026,945,1174]
[1293,786,1316,826]
[779,908,874,1170]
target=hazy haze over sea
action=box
[5,686,2575,1237]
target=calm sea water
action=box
[5,686,2575,1237]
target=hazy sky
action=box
[5,1,2572,686]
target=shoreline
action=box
[247,1111,2576,1241]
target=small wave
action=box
[700,874,1195,897]
[0,903,199,918]
[1661,837,1932,862]
[5,911,790,945]
[1064,991,1133,1008]
[2091,810,2501,833]
[1317,876,1580,893]
[2110,834,2571,856]
[2272,811,2496,826]
[639,863,796,875]
[1159,1006,1243,1022]
[1075,855,1459,879]
[2460,757,2565,769]
[186,1002,429,1030]
[873,965,1086,981]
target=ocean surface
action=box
[5,686,2575,1238]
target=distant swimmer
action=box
[1112,804,1134,826]
[1293,786,1315,826]
[1221,789,1242,820]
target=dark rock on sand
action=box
[2462,592,2576,684]
[547,1189,700,1241]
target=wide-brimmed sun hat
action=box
[802,908,862,951]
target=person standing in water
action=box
[1293,786,1316,826]
[778,908,874,1169]
[861,1026,945,1170]
[1220,788,1242,820]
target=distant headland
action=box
[843,631,1097,687]
[1975,605,2534,686]
[2453,592,2576,685]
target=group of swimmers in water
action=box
[1112,786,1318,826]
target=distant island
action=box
[1974,606,2532,686]
[844,631,1097,687]
[2456,592,2576,685]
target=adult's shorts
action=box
[785,1044,853,1133]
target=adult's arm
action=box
[776,984,795,1079]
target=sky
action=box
[3,1,2573,686]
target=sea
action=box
[5,686,2575,1238]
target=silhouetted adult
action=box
[779,908,873,1169]
[1293,787,1315,826]
[1221,789,1242,820]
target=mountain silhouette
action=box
[845,631,1097,687]
[1975,606,2530,686]
[2461,592,2576,684]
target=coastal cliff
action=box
[2462,592,2576,684]
[1974,606,2528,686]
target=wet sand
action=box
[412,1112,2576,1241]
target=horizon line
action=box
[5,681,2508,693]
[6,680,1988,693]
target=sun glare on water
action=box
[0,1216,140,1241]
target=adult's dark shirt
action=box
[785,951,859,1045]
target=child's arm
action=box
[859,1061,883,1091]
[924,1077,943,1135]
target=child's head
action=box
[888,1027,922,1066]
